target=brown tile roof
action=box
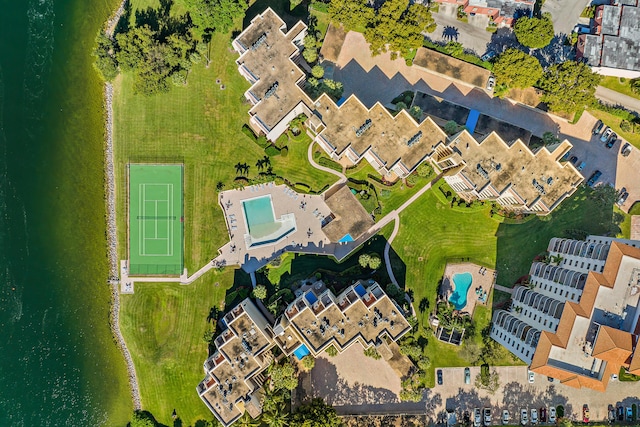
[592,326,633,364]
[628,349,640,375]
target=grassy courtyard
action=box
[119,270,234,425]
[388,185,623,384]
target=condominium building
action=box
[198,280,410,426]
[233,9,581,214]
[232,8,447,179]
[430,130,583,215]
[576,0,640,78]
[491,236,640,391]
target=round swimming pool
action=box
[449,272,473,310]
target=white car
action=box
[549,407,557,423]
[502,410,511,425]
[475,408,482,427]
[484,408,492,426]
[531,408,539,425]
[486,76,496,91]
[601,127,613,142]
[528,370,535,383]
[521,409,529,425]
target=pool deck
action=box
[442,262,496,316]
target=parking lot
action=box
[433,366,640,424]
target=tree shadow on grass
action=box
[243,0,309,30]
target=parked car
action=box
[481,51,497,62]
[464,411,471,425]
[549,407,557,424]
[486,76,496,91]
[465,367,471,384]
[626,407,633,421]
[587,170,602,187]
[583,405,590,423]
[484,408,492,426]
[608,404,615,422]
[578,161,586,171]
[475,408,482,427]
[531,408,539,425]
[540,407,547,423]
[437,369,443,385]
[570,156,578,165]
[502,410,510,425]
[606,132,618,148]
[617,188,628,206]
[547,376,555,382]
[617,406,624,421]
[622,142,632,157]
[593,119,604,135]
[574,24,592,34]
[601,127,613,142]
[528,370,535,383]
[521,409,529,426]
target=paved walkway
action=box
[494,284,513,294]
[596,86,640,116]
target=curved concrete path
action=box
[307,140,347,187]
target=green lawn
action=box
[600,76,640,101]
[387,185,622,384]
[120,270,234,425]
[113,33,336,274]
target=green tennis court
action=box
[129,164,183,275]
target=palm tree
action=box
[256,159,264,171]
[263,155,271,167]
[236,412,260,427]
[631,78,640,95]
[235,162,243,175]
[262,409,289,427]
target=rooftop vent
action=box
[532,179,546,195]
[251,33,267,50]
[476,163,489,179]
[407,131,423,147]
[355,119,372,137]
[265,82,279,99]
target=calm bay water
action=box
[0,0,131,425]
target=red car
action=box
[583,404,590,423]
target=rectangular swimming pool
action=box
[242,196,280,238]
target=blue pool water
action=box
[242,196,278,238]
[449,272,473,310]
[354,283,366,297]
[293,344,311,360]
[304,291,318,306]
[338,233,354,243]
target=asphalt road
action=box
[542,0,592,36]
[596,86,640,116]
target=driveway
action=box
[434,366,640,423]
[542,0,592,36]
[432,9,493,56]
[332,31,639,211]
[596,86,640,116]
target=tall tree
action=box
[539,61,601,114]
[290,398,341,427]
[364,0,435,58]
[492,48,543,88]
[514,14,554,49]
[185,0,248,36]
[328,0,375,32]
[268,361,298,391]
[262,409,289,427]
[93,31,118,81]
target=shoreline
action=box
[103,0,142,412]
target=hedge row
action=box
[317,156,342,172]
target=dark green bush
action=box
[265,145,281,156]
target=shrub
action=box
[311,65,324,78]
[380,189,391,199]
[275,134,288,148]
[294,182,311,193]
[252,285,267,300]
[241,124,258,141]
[406,174,419,186]
[325,345,338,357]
[364,346,382,360]
[620,119,632,132]
[416,163,432,177]
[280,146,289,157]
[444,120,459,135]
[265,145,281,156]
[301,355,316,371]
[256,136,270,148]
